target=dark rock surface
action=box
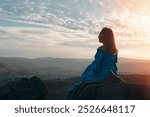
[44,75,150,100]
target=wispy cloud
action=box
[0,0,150,59]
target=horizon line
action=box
[0,56,150,61]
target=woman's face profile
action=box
[98,32,104,43]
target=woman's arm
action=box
[91,48,104,72]
[80,48,105,81]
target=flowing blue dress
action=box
[68,48,118,92]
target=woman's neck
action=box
[99,45,107,51]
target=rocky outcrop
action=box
[0,76,48,100]
[66,71,135,100]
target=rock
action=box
[0,76,48,100]
[66,71,135,100]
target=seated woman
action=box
[68,27,118,92]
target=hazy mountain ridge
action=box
[0,57,90,80]
[0,57,150,80]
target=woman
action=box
[68,27,118,92]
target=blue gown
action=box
[68,48,118,92]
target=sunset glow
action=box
[0,0,150,59]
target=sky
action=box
[0,0,150,59]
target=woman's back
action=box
[80,48,118,82]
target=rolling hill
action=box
[0,57,150,81]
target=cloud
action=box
[0,29,8,34]
[0,24,100,58]
[58,40,97,48]
[0,0,150,59]
[20,29,48,34]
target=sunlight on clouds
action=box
[0,25,98,58]
[0,0,150,59]
[119,46,150,60]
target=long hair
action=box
[100,27,118,55]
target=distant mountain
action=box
[0,57,150,80]
[118,58,150,74]
[0,57,90,80]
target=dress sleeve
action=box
[90,49,104,74]
[79,49,104,81]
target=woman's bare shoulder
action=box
[98,46,106,51]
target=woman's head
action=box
[98,27,118,55]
